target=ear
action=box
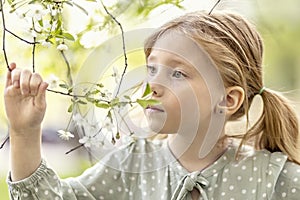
[216,86,245,117]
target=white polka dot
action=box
[237,176,242,181]
[283,169,288,174]
[241,189,247,194]
[224,168,229,173]
[130,176,135,181]
[135,163,139,168]
[221,192,226,196]
[241,165,246,170]
[109,189,114,194]
[91,186,96,191]
[214,184,218,188]
[143,191,147,196]
[268,170,273,175]
[291,188,296,193]
[105,169,109,173]
[223,178,228,182]
[253,156,257,160]
[249,177,253,182]
[23,193,28,197]
[151,187,155,191]
[267,183,272,188]
[282,192,287,197]
[208,187,212,191]
[151,175,156,180]
[102,180,106,185]
[125,188,129,192]
[53,175,58,180]
[230,198,235,200]
[213,169,217,173]
[44,190,49,195]
[223,156,227,160]
[142,179,147,184]
[276,158,282,162]
[253,167,258,171]
[258,178,262,183]
[117,186,122,192]
[280,181,285,186]
[213,173,218,177]
[252,189,256,194]
[262,193,267,198]
[294,177,299,182]
[229,185,234,190]
[99,196,104,200]
[34,188,38,193]
[83,193,87,197]
[164,186,168,191]
[68,188,72,193]
[113,175,118,180]
[129,191,133,196]
[297,169,300,173]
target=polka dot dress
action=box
[7,139,300,200]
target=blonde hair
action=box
[144,11,300,164]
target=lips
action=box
[145,105,164,112]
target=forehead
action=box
[147,32,214,70]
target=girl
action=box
[4,11,300,200]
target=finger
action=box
[5,63,17,87]
[29,73,43,96]
[20,69,32,95]
[36,82,48,109]
[11,68,22,89]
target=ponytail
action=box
[240,89,300,164]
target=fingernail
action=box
[13,81,19,88]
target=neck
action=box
[167,131,228,172]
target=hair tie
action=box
[259,87,266,95]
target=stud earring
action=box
[215,104,226,115]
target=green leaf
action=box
[110,98,119,107]
[77,100,87,105]
[59,83,69,89]
[136,99,160,108]
[62,32,75,41]
[124,95,131,100]
[142,83,151,98]
[67,104,73,113]
[95,102,110,109]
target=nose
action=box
[149,82,163,97]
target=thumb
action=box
[36,82,48,108]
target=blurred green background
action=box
[1,0,300,199]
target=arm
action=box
[4,63,48,181]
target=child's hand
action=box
[4,63,48,137]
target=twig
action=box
[46,88,111,103]
[100,0,128,97]
[208,0,221,15]
[1,0,10,70]
[32,37,36,72]
[65,143,84,154]
[6,29,38,45]
[60,50,73,86]
[0,135,9,149]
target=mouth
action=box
[145,105,164,112]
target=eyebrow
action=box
[147,54,196,72]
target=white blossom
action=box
[57,130,74,140]
[57,43,68,51]
[42,41,52,48]
[46,74,59,88]
[79,136,102,148]
[26,5,49,21]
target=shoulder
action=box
[273,161,300,199]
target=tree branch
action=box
[1,0,10,70]
[0,135,9,149]
[100,0,128,97]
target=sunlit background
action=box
[0,0,300,198]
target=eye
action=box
[147,65,157,76]
[172,70,186,79]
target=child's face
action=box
[145,31,224,137]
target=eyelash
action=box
[146,65,187,79]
